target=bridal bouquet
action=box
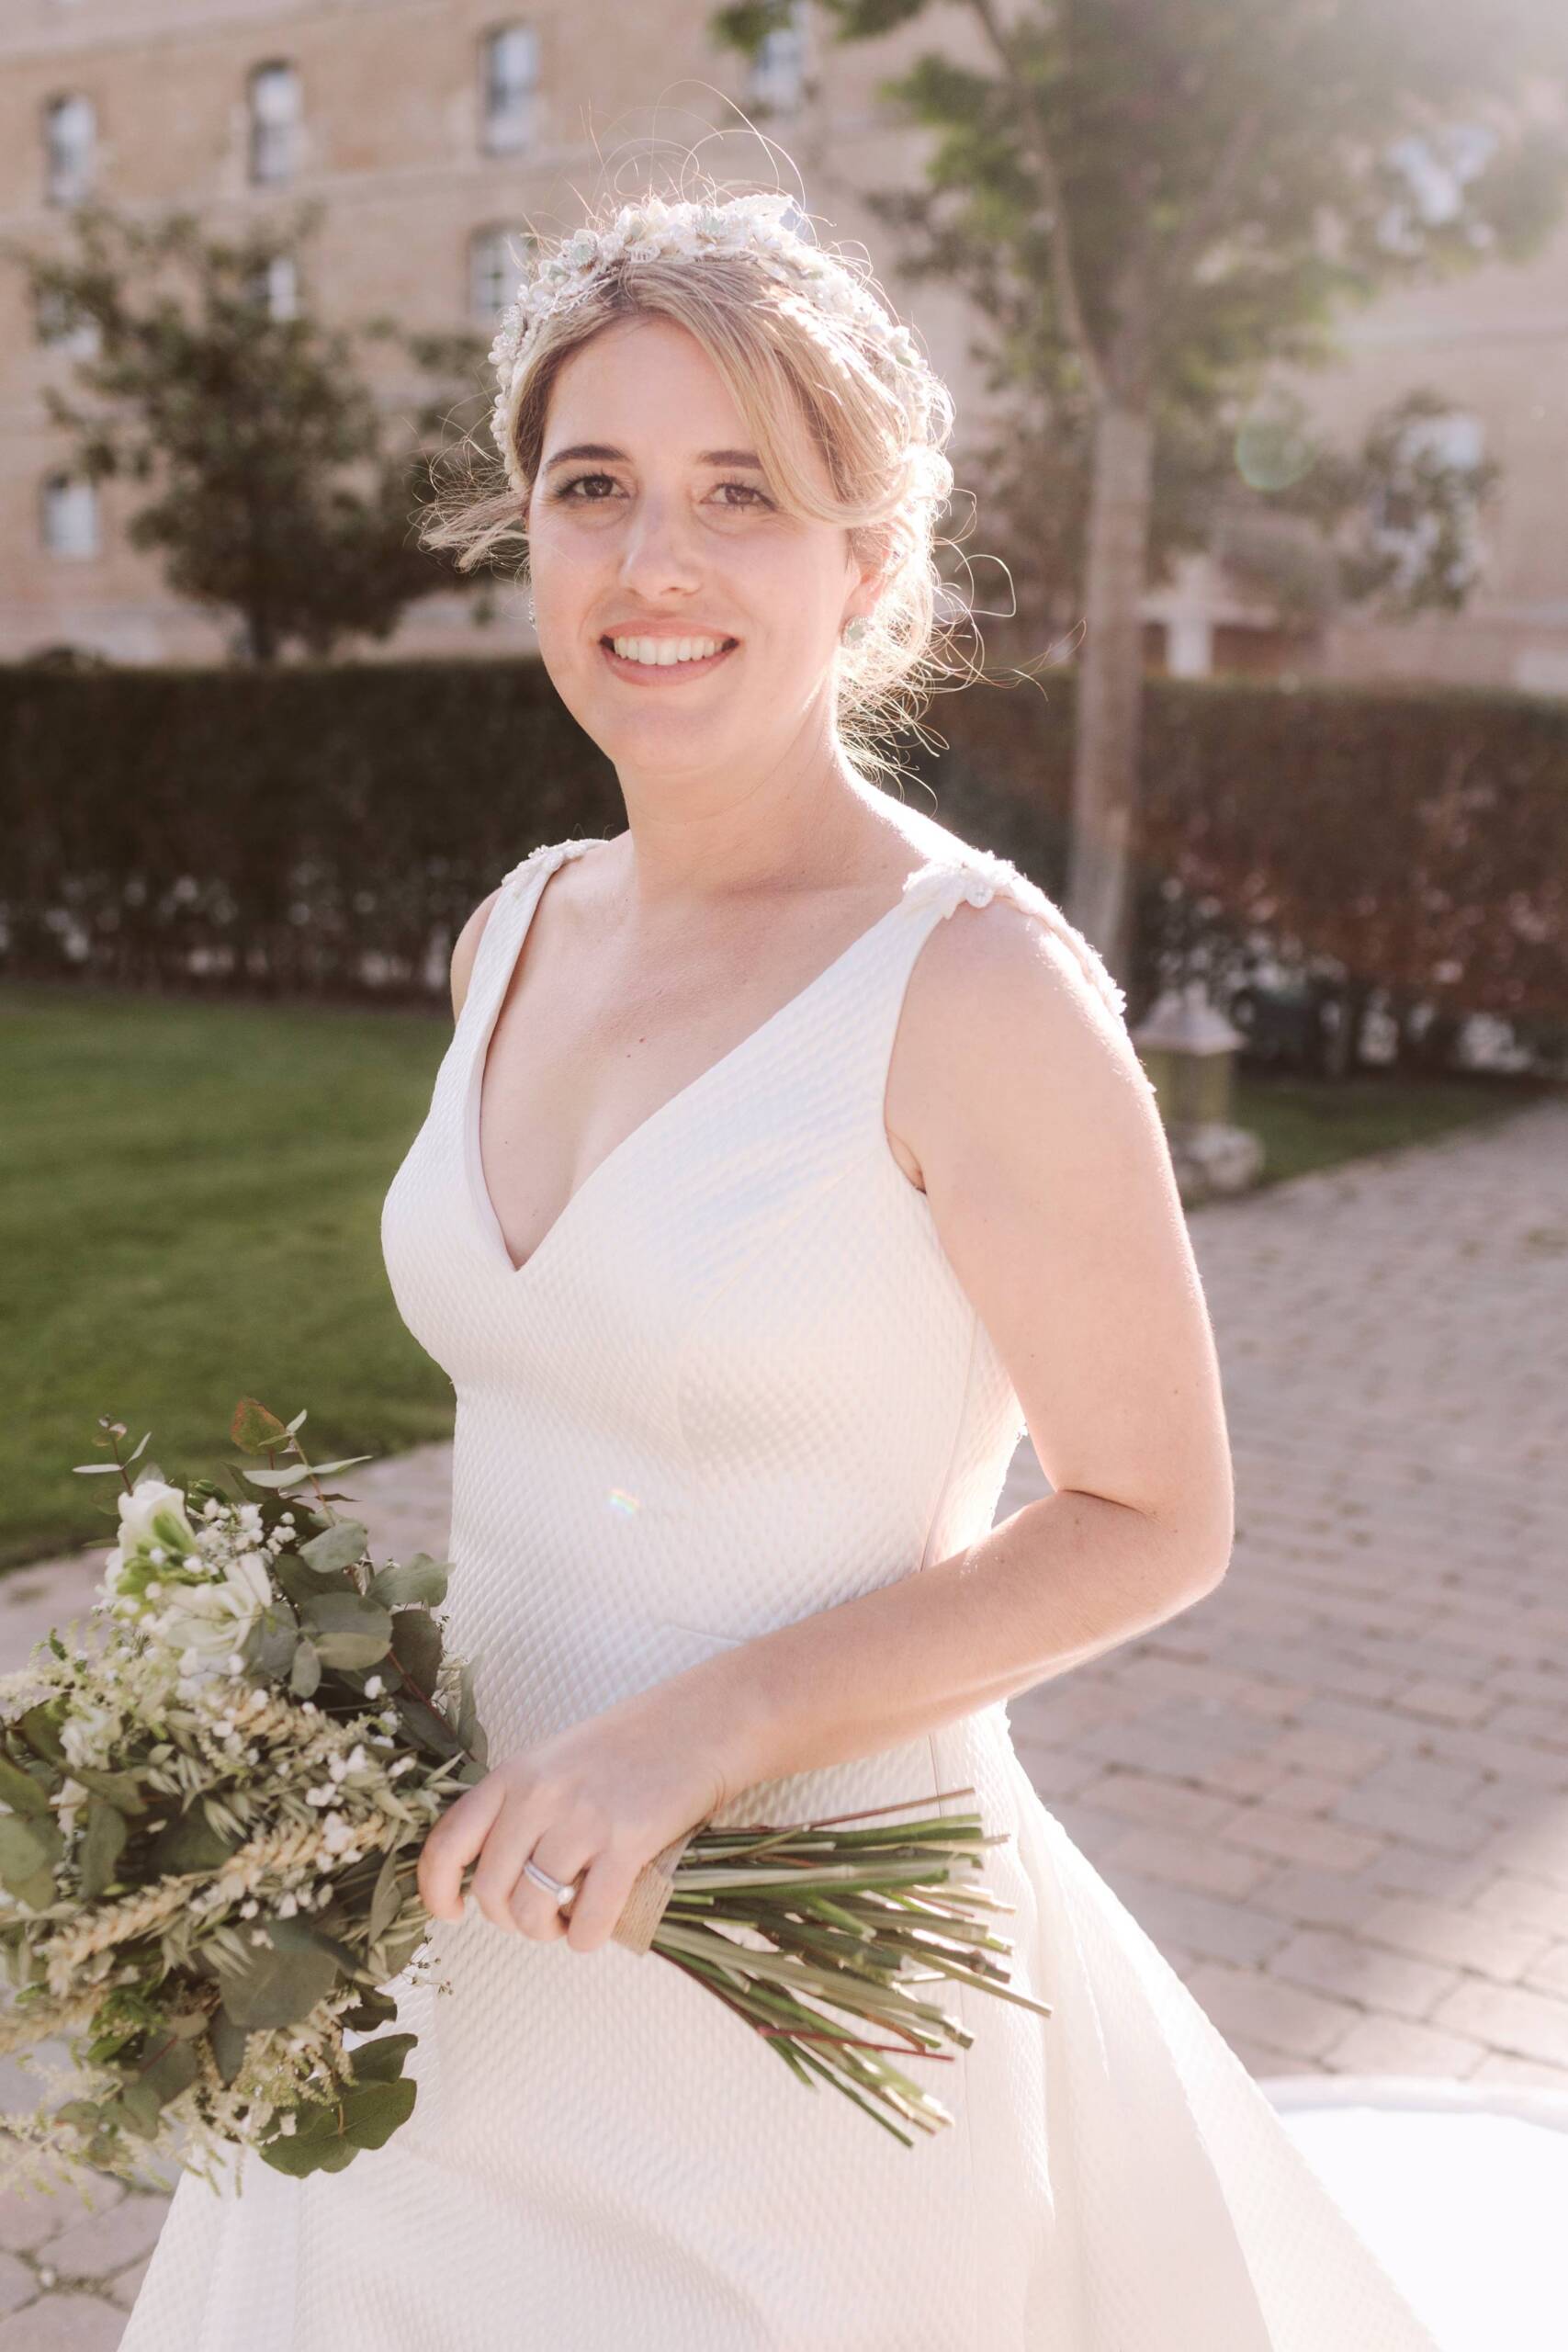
[0,1399,1050,2195]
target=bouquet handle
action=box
[611,1828,698,1956]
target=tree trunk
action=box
[1066,396,1155,991]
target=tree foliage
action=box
[8,200,500,664]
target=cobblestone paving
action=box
[3,1093,1564,2341]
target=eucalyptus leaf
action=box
[242,1597,300,1680]
[146,1804,239,1874]
[261,2075,418,2177]
[217,1928,342,2030]
[299,1591,392,1670]
[346,2030,415,2086]
[16,1702,66,1766]
[209,2011,251,2086]
[0,1812,61,1895]
[0,1753,53,1816]
[367,1845,410,1942]
[367,1555,449,1610]
[390,1608,442,1690]
[298,1522,368,1575]
[79,1796,128,1900]
[69,1765,150,1815]
[271,1554,344,1610]
[288,1639,321,1699]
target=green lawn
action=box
[2,980,457,1574]
[2,980,1551,1571]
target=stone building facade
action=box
[3,0,1565,694]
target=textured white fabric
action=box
[121,836,1442,2350]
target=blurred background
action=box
[0,3,1565,2337]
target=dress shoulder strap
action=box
[897,848,1129,1025]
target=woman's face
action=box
[524,312,874,790]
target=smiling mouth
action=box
[598,635,739,679]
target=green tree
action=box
[715,0,1568,981]
[9,198,499,665]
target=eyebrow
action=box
[541,443,765,472]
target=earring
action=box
[841,614,870,646]
[526,588,536,627]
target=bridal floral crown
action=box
[488,189,928,499]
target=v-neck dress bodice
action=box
[120,838,1442,2352]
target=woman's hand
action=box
[414,1686,733,1954]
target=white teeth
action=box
[610,636,728,666]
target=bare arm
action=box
[660,891,1235,1801]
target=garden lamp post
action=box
[1132,979,1264,1204]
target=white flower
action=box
[118,1479,198,1562]
[364,1675,383,1699]
[224,1551,273,1611]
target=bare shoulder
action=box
[449,884,504,1023]
[886,881,1157,1189]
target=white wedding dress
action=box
[121,835,1441,2349]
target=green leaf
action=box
[367,1844,411,1942]
[256,2071,418,2178]
[146,1804,239,1874]
[0,1811,62,1897]
[298,1522,368,1576]
[79,1795,128,1900]
[243,1456,372,1491]
[367,1555,449,1610]
[216,1925,343,2030]
[16,1702,66,1767]
[288,1640,321,1699]
[347,2030,415,2085]
[0,1753,53,1817]
[69,1765,150,1816]
[390,1608,443,1690]
[209,2011,251,2087]
[299,1591,392,1670]
[341,1984,399,2033]
[271,1553,344,1610]
[118,2032,200,2132]
[242,1596,300,1680]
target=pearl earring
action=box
[841,614,870,646]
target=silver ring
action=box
[522,1856,577,1909]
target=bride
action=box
[121,179,1441,2348]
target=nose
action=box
[615,488,705,603]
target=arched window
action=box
[248,61,302,185]
[43,93,96,205]
[481,25,538,154]
[468,226,531,322]
[41,473,98,559]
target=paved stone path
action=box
[2,1093,1563,2342]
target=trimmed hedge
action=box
[2,657,1563,1040]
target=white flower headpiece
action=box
[488,190,927,499]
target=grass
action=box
[1,979,457,1574]
[1,979,1553,1572]
[1233,1064,1558,1188]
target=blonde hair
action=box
[418,174,974,786]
